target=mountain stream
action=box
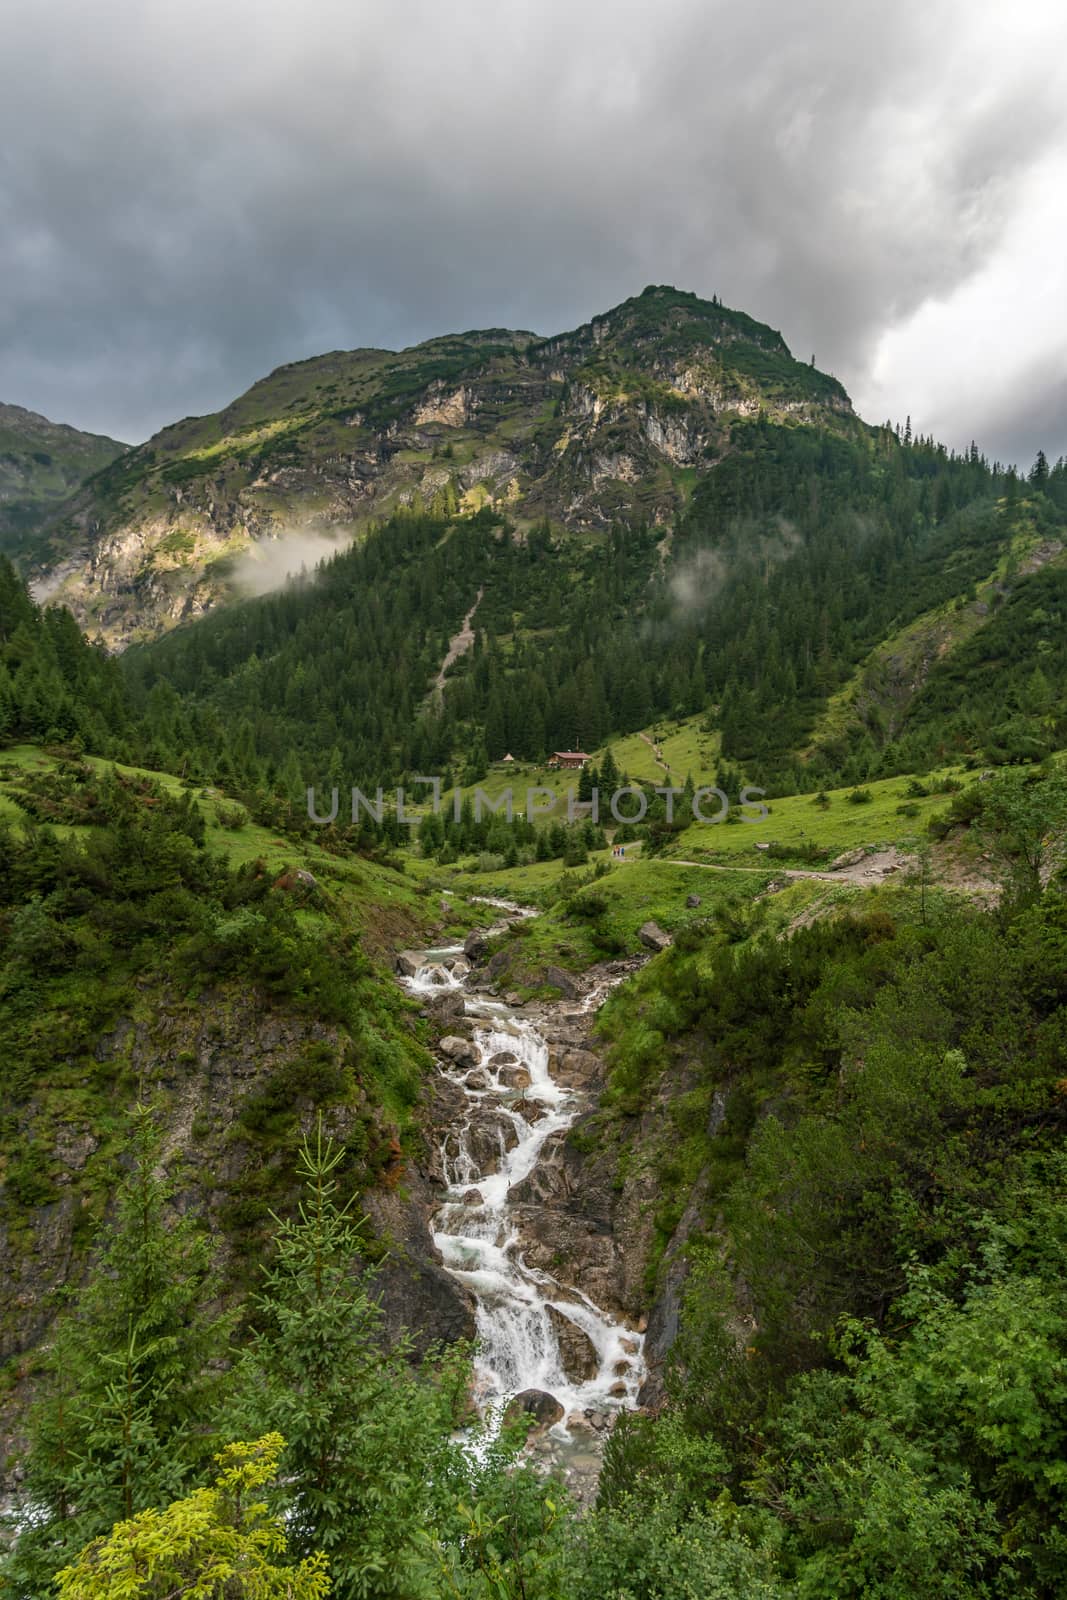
[400,898,647,1478]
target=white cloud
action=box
[858,138,1067,465]
[1,0,1065,461]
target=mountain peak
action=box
[537,284,792,362]
[31,288,853,645]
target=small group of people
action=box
[611,844,627,858]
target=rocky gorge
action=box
[394,898,686,1492]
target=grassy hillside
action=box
[807,495,1067,763]
[0,403,126,565]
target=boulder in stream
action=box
[421,989,465,1024]
[464,929,492,964]
[439,1035,478,1066]
[554,1048,599,1087]
[504,1389,565,1432]
[458,1110,519,1171]
[547,1305,600,1382]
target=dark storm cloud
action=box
[1,0,1065,461]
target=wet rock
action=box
[460,1111,519,1171]
[638,920,672,953]
[504,1389,565,1432]
[555,1048,599,1087]
[444,956,470,979]
[544,965,580,999]
[395,950,422,977]
[515,1207,622,1313]
[510,1155,568,1206]
[421,990,465,1023]
[368,1247,476,1357]
[497,1064,531,1091]
[464,930,491,964]
[548,1305,600,1382]
[487,1050,520,1068]
[360,1172,477,1358]
[439,1035,477,1066]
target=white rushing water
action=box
[402,907,646,1437]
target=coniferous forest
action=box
[118,428,1067,802]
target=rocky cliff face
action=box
[0,980,472,1486]
[35,287,853,647]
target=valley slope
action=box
[0,403,126,566]
[35,287,852,646]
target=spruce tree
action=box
[4,1103,229,1592]
[226,1123,469,1600]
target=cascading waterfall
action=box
[402,903,646,1441]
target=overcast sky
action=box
[2,0,1065,466]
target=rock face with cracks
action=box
[33,287,853,647]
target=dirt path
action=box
[433,587,483,699]
[638,731,672,777]
[667,846,912,886]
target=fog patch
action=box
[669,548,729,616]
[667,517,802,618]
[229,526,352,597]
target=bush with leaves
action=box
[54,1434,331,1600]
